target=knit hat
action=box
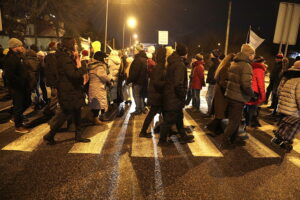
[135,43,144,52]
[92,41,101,53]
[275,53,284,59]
[176,43,187,56]
[8,38,23,49]
[147,46,155,54]
[94,51,107,62]
[211,49,221,58]
[195,53,204,61]
[241,44,255,57]
[254,56,265,63]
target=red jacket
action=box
[191,61,205,90]
[246,62,266,105]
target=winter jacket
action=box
[191,60,205,90]
[23,49,41,91]
[55,49,86,111]
[44,51,58,87]
[127,51,148,86]
[107,54,121,101]
[206,58,220,85]
[88,61,112,111]
[225,52,254,103]
[163,52,188,111]
[246,62,266,105]
[2,49,28,90]
[277,67,300,117]
[148,63,166,106]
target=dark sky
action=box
[91,0,300,54]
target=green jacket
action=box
[225,52,254,103]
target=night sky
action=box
[89,0,300,56]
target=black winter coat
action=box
[163,53,188,111]
[23,50,40,91]
[55,49,86,111]
[148,63,166,106]
[127,51,148,86]
[3,50,28,90]
[44,52,58,87]
[206,58,220,84]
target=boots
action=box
[43,131,56,145]
[75,132,91,143]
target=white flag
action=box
[249,29,264,49]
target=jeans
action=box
[141,106,161,133]
[11,89,31,127]
[206,84,215,114]
[224,99,244,142]
[192,89,201,109]
[132,84,144,112]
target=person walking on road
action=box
[191,53,205,112]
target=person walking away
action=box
[123,56,133,105]
[206,53,235,136]
[37,50,48,106]
[107,50,121,104]
[159,44,194,145]
[271,61,300,151]
[206,49,221,116]
[126,44,148,115]
[88,51,114,124]
[191,54,205,112]
[139,47,166,138]
[224,44,255,144]
[3,38,31,133]
[244,56,266,128]
[43,38,90,145]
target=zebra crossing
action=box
[0,107,299,167]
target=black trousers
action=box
[244,105,258,126]
[224,99,244,141]
[43,87,58,116]
[265,80,274,103]
[140,106,161,133]
[159,110,185,141]
[50,107,82,137]
[11,89,31,127]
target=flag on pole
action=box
[248,29,264,49]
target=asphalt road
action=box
[0,89,299,200]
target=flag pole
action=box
[246,25,251,44]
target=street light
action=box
[133,33,138,39]
[218,43,221,46]
[122,17,137,49]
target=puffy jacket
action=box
[55,49,86,111]
[225,52,254,103]
[277,68,300,117]
[2,49,28,90]
[127,51,148,86]
[191,60,205,90]
[163,52,188,111]
[246,62,266,105]
[107,54,121,81]
[206,58,220,84]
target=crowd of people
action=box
[0,37,299,150]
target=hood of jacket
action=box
[88,61,105,70]
[282,67,300,79]
[135,51,147,60]
[251,62,266,71]
[233,52,251,64]
[167,52,182,66]
[108,55,121,65]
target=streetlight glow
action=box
[133,33,138,39]
[127,17,137,29]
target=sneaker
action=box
[139,132,152,138]
[15,126,30,133]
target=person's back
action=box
[127,51,148,85]
[44,51,58,88]
[23,49,40,91]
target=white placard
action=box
[158,31,168,45]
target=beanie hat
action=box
[92,41,101,53]
[81,50,89,57]
[195,53,204,61]
[275,53,284,59]
[147,46,155,54]
[176,43,187,57]
[8,38,23,49]
[254,56,265,63]
[48,41,57,50]
[211,49,221,58]
[241,44,255,57]
[135,43,144,52]
[94,51,107,62]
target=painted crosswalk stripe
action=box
[131,114,163,158]
[2,123,50,152]
[287,156,300,168]
[183,110,223,157]
[68,121,114,154]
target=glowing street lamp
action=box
[133,33,138,39]
[127,17,137,29]
[218,43,221,46]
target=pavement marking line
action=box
[183,110,223,157]
[68,121,114,154]
[131,114,163,158]
[243,134,280,158]
[287,156,300,168]
[259,120,300,154]
[2,123,50,152]
[0,122,13,134]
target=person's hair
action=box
[214,53,235,80]
[156,47,166,66]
